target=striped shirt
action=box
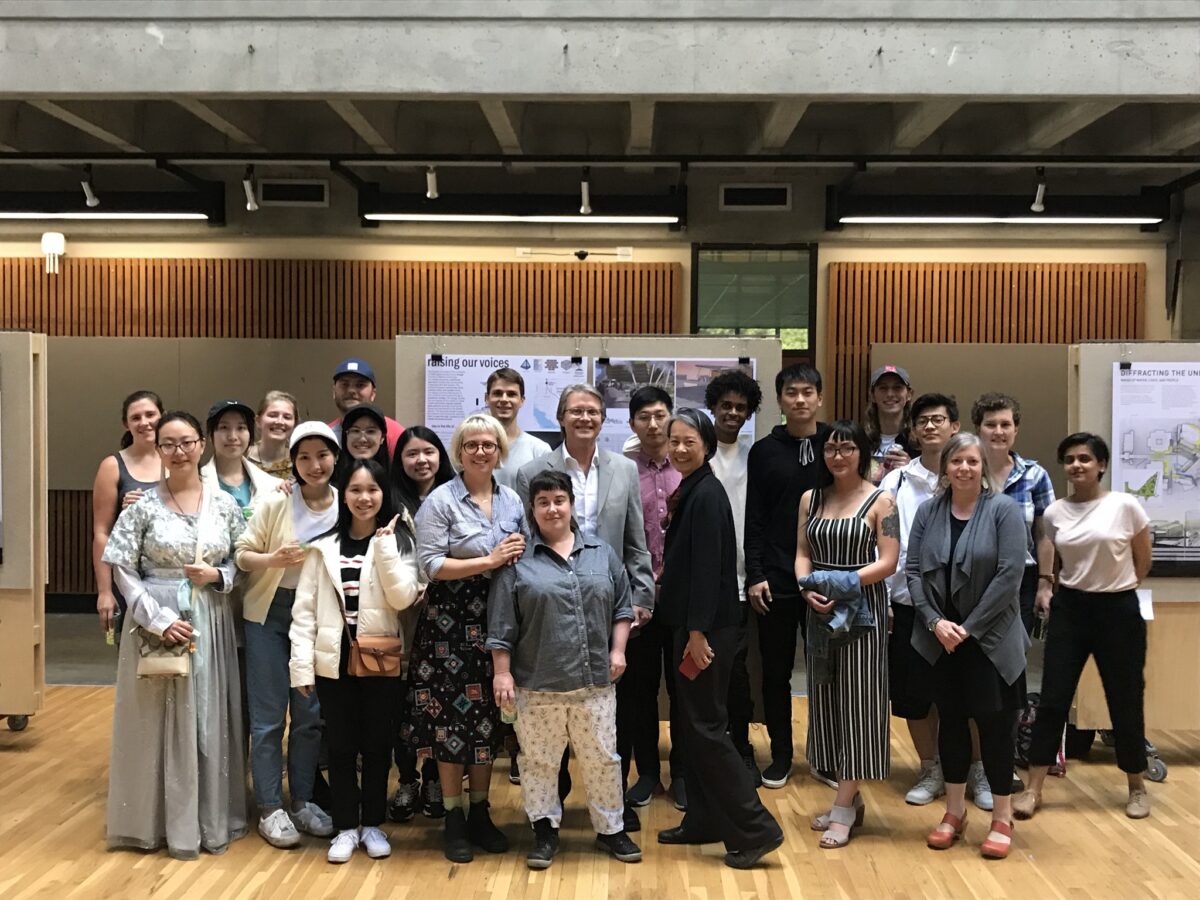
[339,535,370,637]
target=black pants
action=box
[672,626,782,852]
[616,612,683,782]
[1028,587,1147,774]
[755,588,803,763]
[939,709,1017,795]
[1018,565,1038,636]
[316,674,401,830]
[726,605,754,756]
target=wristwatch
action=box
[928,616,942,632]
[1038,573,1055,584]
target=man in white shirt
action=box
[880,392,960,807]
[704,369,763,785]
[486,367,551,489]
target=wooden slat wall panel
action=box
[1,258,680,338]
[826,261,1145,419]
[17,257,681,593]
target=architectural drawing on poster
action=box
[1111,362,1200,572]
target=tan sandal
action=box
[1012,789,1042,820]
[818,804,860,849]
[810,794,865,832]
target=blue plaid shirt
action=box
[1000,452,1056,565]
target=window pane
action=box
[780,327,809,350]
[696,248,811,330]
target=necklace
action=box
[165,478,202,515]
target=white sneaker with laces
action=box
[327,828,360,864]
[361,825,392,859]
[292,801,335,837]
[258,808,302,848]
[905,759,946,805]
[967,761,994,811]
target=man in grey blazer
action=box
[513,382,655,834]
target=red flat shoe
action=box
[981,820,1013,859]
[926,810,967,850]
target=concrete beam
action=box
[1020,101,1122,150]
[748,100,810,154]
[175,98,266,151]
[326,99,393,154]
[25,100,143,152]
[479,101,523,155]
[626,100,655,155]
[892,100,963,150]
[1,14,1197,99]
[1151,107,1200,152]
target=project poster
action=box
[1111,362,1200,574]
[594,358,757,454]
[425,353,587,447]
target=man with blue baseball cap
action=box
[329,357,405,455]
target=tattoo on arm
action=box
[881,506,900,539]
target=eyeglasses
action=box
[633,412,668,424]
[346,427,382,440]
[463,440,498,454]
[914,414,950,428]
[565,408,602,419]
[158,439,201,455]
[823,443,859,458]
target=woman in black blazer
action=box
[655,408,784,870]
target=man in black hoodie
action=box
[744,364,831,789]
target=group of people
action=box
[92,355,1154,869]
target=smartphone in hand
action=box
[678,654,702,681]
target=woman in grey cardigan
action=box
[906,433,1028,860]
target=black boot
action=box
[443,807,473,863]
[527,818,559,869]
[467,799,509,853]
[596,830,643,863]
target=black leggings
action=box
[317,674,400,830]
[1027,587,1146,774]
[939,709,1017,796]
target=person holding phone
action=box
[488,469,639,869]
[290,459,420,863]
[863,365,916,484]
[234,422,342,849]
[655,408,784,870]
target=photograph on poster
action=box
[594,358,756,454]
[1111,361,1200,574]
[424,353,587,448]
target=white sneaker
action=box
[292,801,335,837]
[967,761,994,811]
[360,825,392,859]
[905,760,946,805]
[258,809,302,848]
[327,828,360,864]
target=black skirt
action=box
[932,637,1026,719]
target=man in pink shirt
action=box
[328,358,404,455]
[619,386,686,813]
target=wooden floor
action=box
[3,687,1199,900]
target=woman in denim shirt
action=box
[488,469,640,870]
[409,413,528,863]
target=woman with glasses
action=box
[102,411,249,859]
[335,404,390,486]
[407,413,529,863]
[795,420,899,849]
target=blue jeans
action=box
[245,588,323,811]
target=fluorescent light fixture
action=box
[425,167,439,200]
[0,211,209,220]
[828,188,1167,229]
[365,212,679,224]
[839,215,1163,225]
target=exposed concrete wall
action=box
[2,2,1197,98]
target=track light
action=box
[1030,167,1046,213]
[425,167,439,200]
[579,167,592,215]
[81,165,99,208]
[242,165,259,212]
